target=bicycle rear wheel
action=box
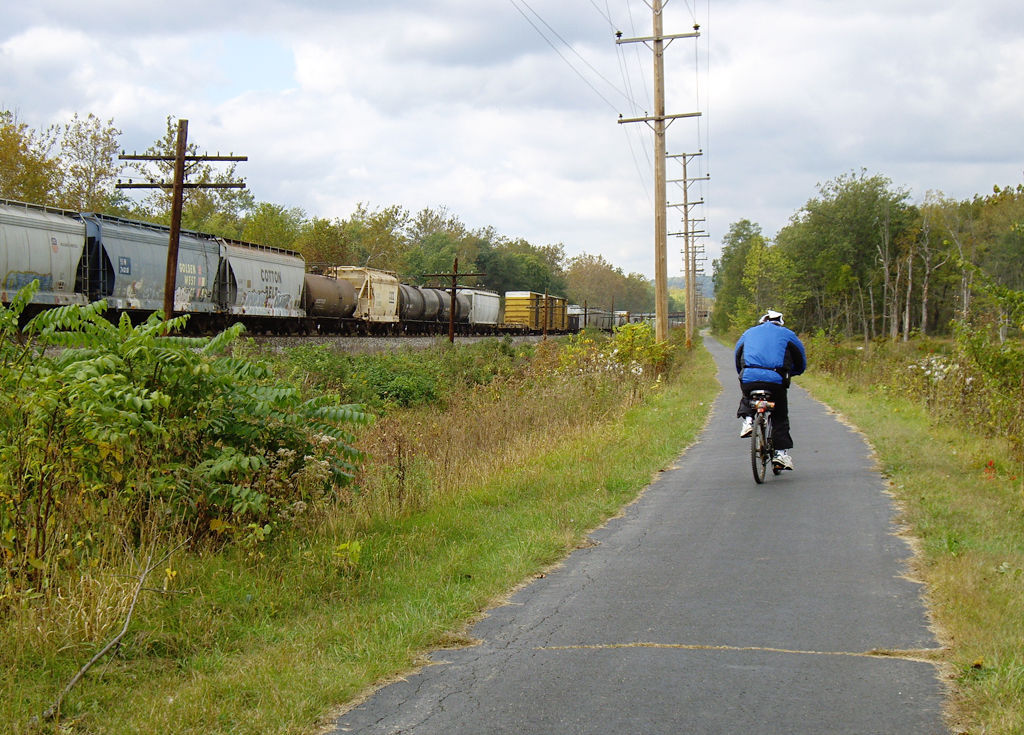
[751,414,768,484]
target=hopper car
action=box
[1,199,620,337]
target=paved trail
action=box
[329,337,948,734]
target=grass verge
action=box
[4,339,717,734]
[801,371,1024,735]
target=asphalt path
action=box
[328,336,948,734]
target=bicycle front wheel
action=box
[751,414,768,484]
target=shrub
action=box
[0,284,368,602]
[281,338,536,413]
[806,321,1024,462]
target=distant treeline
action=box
[712,169,1024,340]
[1,110,667,313]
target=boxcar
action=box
[568,305,614,331]
[504,291,568,332]
[546,295,568,331]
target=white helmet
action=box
[758,309,784,325]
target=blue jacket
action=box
[734,322,807,385]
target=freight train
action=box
[0,199,611,336]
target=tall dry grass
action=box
[350,329,669,523]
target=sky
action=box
[2,0,1023,280]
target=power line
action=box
[587,0,614,25]
[519,0,633,105]
[508,0,624,113]
[693,0,711,207]
[619,0,659,191]
[598,0,654,200]
[608,1,649,120]
[510,0,653,202]
[624,0,652,111]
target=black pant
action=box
[737,380,793,450]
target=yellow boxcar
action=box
[504,291,568,332]
[546,295,567,331]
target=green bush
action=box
[806,322,1024,462]
[282,338,535,413]
[0,283,368,601]
[559,323,672,379]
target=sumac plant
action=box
[0,283,368,600]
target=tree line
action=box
[1,110,661,313]
[712,168,1024,340]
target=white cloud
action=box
[2,0,1023,280]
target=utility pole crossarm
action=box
[618,111,701,125]
[119,154,248,162]
[667,175,711,183]
[615,31,700,45]
[116,182,246,189]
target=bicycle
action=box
[749,389,782,484]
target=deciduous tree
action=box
[57,112,124,211]
[241,201,306,249]
[123,116,253,233]
[0,110,61,204]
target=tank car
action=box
[398,284,425,322]
[302,273,357,322]
[419,287,444,322]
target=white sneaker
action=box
[739,417,753,438]
[772,451,794,471]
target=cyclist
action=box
[734,309,807,470]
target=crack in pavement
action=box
[536,641,946,665]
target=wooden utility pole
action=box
[166,119,188,321]
[542,289,550,340]
[422,257,485,343]
[617,9,701,343]
[667,151,709,347]
[118,119,247,320]
[651,1,668,344]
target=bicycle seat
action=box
[749,389,773,400]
